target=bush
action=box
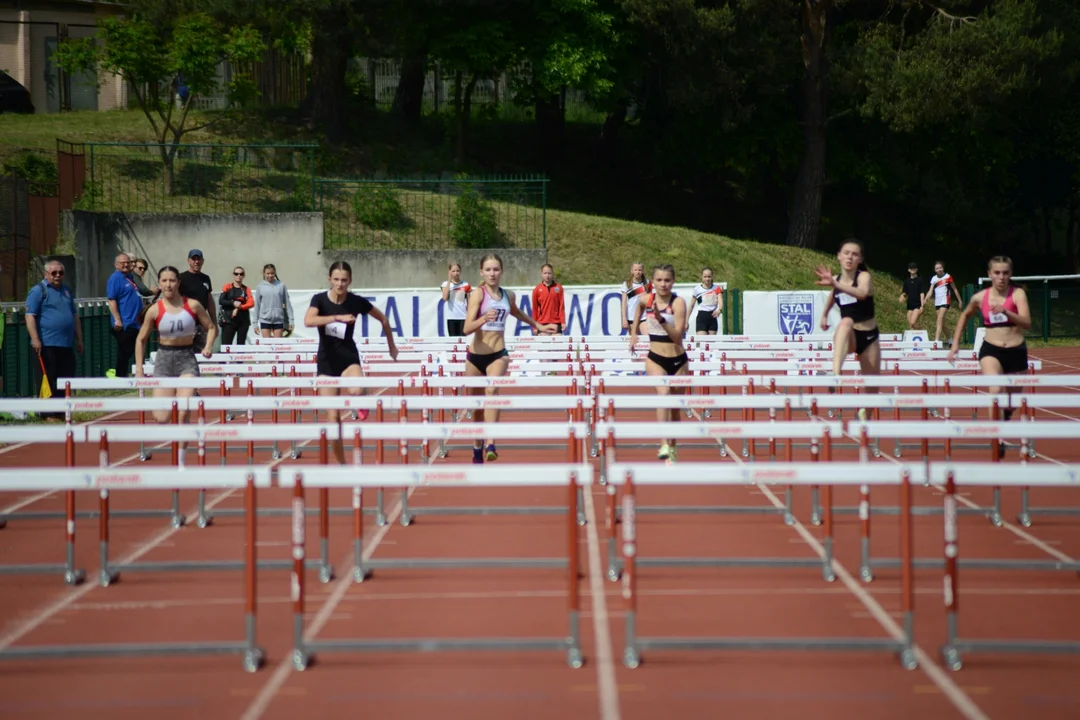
[3,151,58,195]
[353,184,406,229]
[451,176,499,249]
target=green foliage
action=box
[353,185,407,229]
[451,176,500,249]
[2,152,58,194]
[857,0,1063,133]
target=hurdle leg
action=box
[940,471,962,671]
[290,480,311,671]
[606,484,620,581]
[820,485,836,583]
[621,476,640,668]
[318,488,334,583]
[858,484,874,583]
[243,476,265,672]
[1018,487,1032,527]
[98,489,119,587]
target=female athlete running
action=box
[304,261,399,465]
[629,264,688,462]
[462,253,540,464]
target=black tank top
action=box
[833,270,876,323]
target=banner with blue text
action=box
[284,283,726,339]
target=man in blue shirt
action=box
[106,252,143,378]
[26,260,83,416]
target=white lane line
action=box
[583,485,622,720]
[691,409,990,720]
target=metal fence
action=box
[74,142,318,214]
[0,175,31,302]
[317,175,548,251]
[0,297,162,398]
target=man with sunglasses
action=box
[178,249,216,353]
[26,260,83,416]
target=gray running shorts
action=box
[154,345,200,377]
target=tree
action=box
[55,13,265,194]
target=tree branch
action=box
[916,1,976,27]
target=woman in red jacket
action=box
[219,266,255,345]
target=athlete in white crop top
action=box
[462,253,540,464]
[628,264,689,462]
[134,265,216,432]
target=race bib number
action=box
[325,321,348,340]
[989,311,1008,324]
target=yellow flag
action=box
[38,355,52,399]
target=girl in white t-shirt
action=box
[440,263,471,338]
[686,267,723,334]
[922,261,963,345]
[620,261,651,335]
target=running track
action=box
[1,348,1079,719]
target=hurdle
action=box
[0,426,85,584]
[0,466,268,672]
[847,421,1080,582]
[605,462,919,670]
[280,462,590,670]
[86,423,345,584]
[934,463,1080,670]
[594,421,843,581]
[333,422,591,530]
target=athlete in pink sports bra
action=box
[949,255,1031,454]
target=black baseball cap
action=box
[908,262,918,269]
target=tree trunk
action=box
[535,87,567,165]
[456,75,477,164]
[786,1,831,249]
[392,51,428,122]
[308,21,352,143]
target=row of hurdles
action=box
[0,454,1077,672]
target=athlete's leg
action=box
[832,318,855,376]
[482,354,512,460]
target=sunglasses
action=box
[234,271,245,276]
[49,270,64,276]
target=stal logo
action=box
[778,294,815,335]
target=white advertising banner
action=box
[741,290,843,337]
[281,283,725,340]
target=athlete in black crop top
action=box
[304,260,398,465]
[815,240,882,412]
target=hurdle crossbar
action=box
[0,467,267,672]
[605,462,918,669]
[281,463,590,670]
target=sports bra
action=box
[981,287,1018,328]
[478,286,511,332]
[154,298,197,341]
[644,292,679,343]
[833,270,876,323]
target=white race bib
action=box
[837,293,856,305]
[989,311,1008,325]
[325,321,348,340]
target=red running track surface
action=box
[1,349,1079,720]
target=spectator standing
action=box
[899,262,928,330]
[106,253,142,377]
[178,249,215,353]
[252,263,294,338]
[923,260,964,346]
[130,256,155,297]
[219,266,254,345]
[440,263,471,337]
[26,260,83,417]
[530,263,566,335]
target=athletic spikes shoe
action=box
[356,409,370,421]
[666,445,678,464]
[857,408,868,422]
[485,444,499,461]
[472,446,484,464]
[657,443,671,460]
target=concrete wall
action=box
[64,211,327,298]
[63,211,546,298]
[326,249,548,289]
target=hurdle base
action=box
[0,641,265,671]
[942,638,1080,672]
[869,558,1080,573]
[0,564,85,585]
[635,556,826,569]
[362,557,567,571]
[298,637,582,669]
[629,636,915,669]
[101,558,332,582]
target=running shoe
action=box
[666,445,678,464]
[472,446,484,464]
[857,408,868,422]
[357,409,370,421]
[485,444,499,461]
[657,442,671,460]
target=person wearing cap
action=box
[178,249,215,353]
[899,261,928,330]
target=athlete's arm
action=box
[994,288,1032,331]
[948,292,982,358]
[628,298,645,348]
[134,304,159,376]
[367,306,399,359]
[819,293,835,330]
[685,294,697,330]
[832,270,873,301]
[304,297,353,328]
[620,289,629,330]
[189,299,218,358]
[508,290,540,333]
[462,287,489,336]
[663,297,687,343]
